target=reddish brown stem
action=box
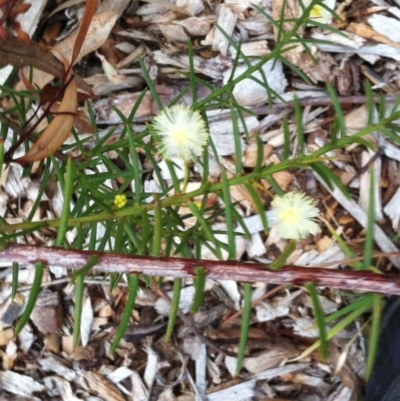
[1,244,400,296]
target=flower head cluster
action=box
[152,105,209,162]
[305,0,334,25]
[114,194,127,209]
[270,191,320,240]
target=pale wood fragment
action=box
[348,22,400,48]
[80,297,93,347]
[195,342,207,398]
[39,356,77,381]
[177,0,205,15]
[383,187,400,230]
[315,174,400,268]
[243,141,273,168]
[212,5,237,56]
[43,377,82,401]
[0,328,14,346]
[207,378,255,400]
[84,371,126,401]
[144,345,158,390]
[359,150,383,220]
[255,290,303,322]
[173,16,215,36]
[222,60,287,107]
[314,37,400,62]
[246,233,266,257]
[229,40,270,57]
[243,348,296,373]
[159,24,189,43]
[368,13,400,43]
[131,371,148,401]
[0,370,45,398]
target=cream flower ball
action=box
[270,191,320,240]
[152,105,209,162]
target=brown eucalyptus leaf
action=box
[0,36,91,94]
[0,36,63,77]
[17,56,77,162]
[71,0,98,65]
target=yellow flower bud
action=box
[114,194,127,209]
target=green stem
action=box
[165,278,182,342]
[15,262,44,334]
[181,161,190,194]
[236,283,252,375]
[0,157,324,234]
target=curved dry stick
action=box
[0,243,399,295]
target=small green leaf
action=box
[254,135,264,173]
[305,282,328,361]
[294,298,372,361]
[366,294,383,379]
[236,283,252,375]
[364,168,375,269]
[11,262,18,299]
[294,96,305,154]
[0,137,4,176]
[244,183,268,234]
[324,294,374,324]
[15,262,44,334]
[27,158,51,222]
[221,170,235,260]
[230,105,243,175]
[56,157,75,247]
[311,161,351,199]
[151,195,162,257]
[282,118,291,160]
[326,82,346,137]
[139,59,163,111]
[109,274,139,354]
[73,273,84,349]
[191,267,206,313]
[165,278,182,342]
[187,39,197,104]
[323,219,364,270]
[270,240,296,270]
[71,255,100,282]
[187,202,223,260]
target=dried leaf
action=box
[17,55,77,162]
[71,0,98,65]
[0,35,64,76]
[0,36,91,94]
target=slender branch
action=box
[1,243,400,295]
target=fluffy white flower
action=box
[152,105,209,161]
[270,191,320,240]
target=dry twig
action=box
[1,243,400,295]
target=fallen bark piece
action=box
[0,370,45,398]
[84,371,126,401]
[31,289,63,334]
